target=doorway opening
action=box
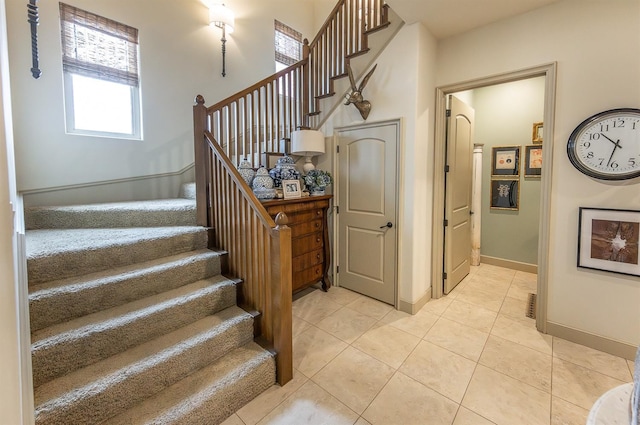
[431,64,557,333]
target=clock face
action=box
[567,108,640,180]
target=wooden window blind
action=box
[59,2,139,87]
[274,20,302,67]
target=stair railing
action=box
[192,0,390,387]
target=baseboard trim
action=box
[20,163,195,195]
[398,290,431,315]
[546,321,637,360]
[480,255,537,274]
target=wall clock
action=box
[567,108,640,180]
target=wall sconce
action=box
[291,129,325,173]
[209,3,235,77]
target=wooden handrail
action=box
[192,0,390,388]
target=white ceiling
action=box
[385,0,562,39]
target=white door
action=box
[444,96,475,294]
[337,122,398,305]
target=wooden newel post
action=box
[193,95,209,227]
[270,212,293,385]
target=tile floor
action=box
[223,264,636,425]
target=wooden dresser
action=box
[262,195,332,293]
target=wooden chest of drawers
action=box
[262,195,332,293]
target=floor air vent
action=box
[526,293,537,319]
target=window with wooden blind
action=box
[274,20,302,72]
[59,2,142,139]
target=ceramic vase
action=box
[269,155,300,187]
[237,158,255,186]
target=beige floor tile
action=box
[345,296,393,320]
[551,357,626,411]
[256,380,358,425]
[352,324,420,368]
[293,326,348,377]
[476,264,517,280]
[355,418,372,425]
[465,274,511,296]
[220,414,245,425]
[424,317,489,361]
[628,359,635,376]
[442,299,498,333]
[479,335,552,392]
[312,346,395,414]
[514,270,537,284]
[453,407,496,425]
[292,290,343,324]
[363,372,458,425]
[399,340,476,403]
[419,296,454,316]
[551,396,589,425]
[237,369,308,425]
[377,308,439,338]
[462,365,551,425]
[454,286,505,312]
[552,338,632,381]
[506,278,537,301]
[498,296,528,320]
[322,285,366,306]
[292,316,311,337]
[316,306,378,344]
[491,314,552,355]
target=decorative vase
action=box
[252,166,274,190]
[269,154,300,188]
[310,187,326,196]
[237,158,255,186]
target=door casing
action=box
[431,63,557,333]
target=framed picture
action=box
[491,146,520,176]
[261,152,284,169]
[577,207,640,277]
[532,122,543,144]
[490,179,519,210]
[282,179,301,199]
[524,145,542,177]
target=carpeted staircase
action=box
[25,183,275,425]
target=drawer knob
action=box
[315,222,320,228]
[316,237,321,243]
[316,253,321,259]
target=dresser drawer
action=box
[287,209,323,223]
[293,265,324,291]
[290,219,323,238]
[292,233,323,255]
[293,249,324,272]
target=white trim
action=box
[431,63,557,336]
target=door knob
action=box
[379,222,393,229]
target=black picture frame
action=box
[490,179,519,210]
[524,145,542,177]
[577,207,640,277]
[491,146,520,177]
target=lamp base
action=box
[302,157,315,173]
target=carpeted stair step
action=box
[25,199,197,229]
[29,249,224,332]
[34,306,255,425]
[26,226,208,284]
[179,182,196,200]
[31,276,237,388]
[102,342,275,425]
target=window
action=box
[274,20,302,72]
[59,3,141,139]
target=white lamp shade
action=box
[290,129,325,156]
[209,4,235,33]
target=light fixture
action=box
[290,129,325,173]
[209,3,235,77]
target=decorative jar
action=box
[252,166,274,190]
[237,158,255,186]
[269,155,300,188]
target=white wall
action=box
[319,22,437,309]
[437,0,640,347]
[6,0,319,202]
[0,0,26,422]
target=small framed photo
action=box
[261,152,285,169]
[491,146,520,176]
[578,207,640,277]
[532,122,543,144]
[282,179,301,199]
[524,145,542,177]
[490,179,519,210]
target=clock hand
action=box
[600,133,622,149]
[606,143,619,167]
